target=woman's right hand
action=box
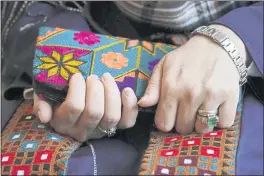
[33,73,138,142]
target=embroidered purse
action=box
[33,26,180,107]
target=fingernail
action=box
[103,72,111,77]
[138,95,148,104]
[90,74,99,79]
[74,73,83,77]
[102,72,112,81]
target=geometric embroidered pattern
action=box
[1,100,81,175]
[139,91,243,175]
[33,27,179,103]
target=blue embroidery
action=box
[200,156,208,162]
[19,141,40,152]
[46,132,63,142]
[211,158,218,163]
[199,163,206,169]
[210,164,217,171]
[178,166,185,173]
[8,131,26,142]
[189,167,196,174]
[158,157,166,165]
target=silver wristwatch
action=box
[191,25,247,86]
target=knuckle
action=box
[104,115,119,125]
[67,102,84,115]
[176,125,193,135]
[218,121,234,129]
[185,86,201,102]
[127,121,136,128]
[119,120,136,129]
[205,85,218,99]
[155,120,172,132]
[164,83,177,98]
[87,110,104,121]
[176,77,197,93]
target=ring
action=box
[198,110,218,117]
[197,114,219,127]
[197,110,219,128]
[97,125,117,137]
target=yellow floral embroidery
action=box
[37,50,84,80]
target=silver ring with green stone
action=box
[198,110,218,117]
[197,113,219,128]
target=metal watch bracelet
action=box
[191,25,247,86]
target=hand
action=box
[33,73,138,142]
[138,25,247,134]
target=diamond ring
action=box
[97,126,117,137]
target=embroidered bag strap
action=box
[139,82,244,175]
[1,100,81,175]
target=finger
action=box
[33,93,52,123]
[51,73,86,133]
[99,73,121,131]
[217,88,239,129]
[117,87,138,129]
[138,57,165,107]
[154,74,178,132]
[195,87,222,133]
[176,84,203,134]
[74,74,105,141]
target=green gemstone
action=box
[207,117,218,127]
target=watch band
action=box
[191,25,247,86]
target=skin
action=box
[34,24,248,142]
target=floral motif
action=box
[101,52,128,70]
[73,31,100,46]
[37,50,84,81]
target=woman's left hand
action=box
[138,25,246,134]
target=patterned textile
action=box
[41,1,252,31]
[1,100,81,175]
[2,26,243,175]
[114,1,253,31]
[33,26,185,103]
[139,91,243,175]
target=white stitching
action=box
[88,142,97,176]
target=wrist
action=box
[208,24,251,67]
[191,25,248,86]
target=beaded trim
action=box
[87,142,98,176]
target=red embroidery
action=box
[11,165,31,176]
[204,130,223,138]
[33,150,54,164]
[160,149,179,157]
[164,136,183,144]
[182,138,201,146]
[201,146,220,158]
[1,152,15,165]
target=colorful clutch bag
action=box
[33,26,179,104]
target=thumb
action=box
[138,58,164,107]
[33,93,52,123]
